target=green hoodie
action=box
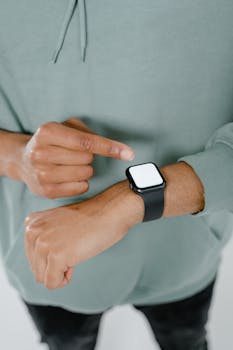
[0,0,233,313]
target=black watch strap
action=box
[126,163,166,222]
[139,187,164,222]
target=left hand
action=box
[24,161,204,290]
[24,180,144,290]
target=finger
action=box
[38,165,94,184]
[24,215,51,274]
[24,227,40,272]
[40,122,135,161]
[44,254,65,290]
[63,118,95,134]
[34,146,94,165]
[42,181,89,199]
[33,239,48,284]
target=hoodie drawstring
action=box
[52,0,87,63]
[78,0,87,62]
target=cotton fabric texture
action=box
[0,0,233,313]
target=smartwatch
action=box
[125,162,166,222]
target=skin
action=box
[0,119,204,290]
[0,118,135,198]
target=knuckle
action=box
[36,169,49,184]
[35,124,47,138]
[35,276,43,284]
[106,143,115,156]
[30,187,41,197]
[28,149,35,162]
[86,166,94,179]
[24,215,32,227]
[36,122,57,138]
[85,153,94,164]
[28,148,43,163]
[24,217,30,227]
[80,181,89,194]
[24,212,37,226]
[79,135,94,152]
[43,185,57,199]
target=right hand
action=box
[17,118,135,199]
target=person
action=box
[0,1,233,349]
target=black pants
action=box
[23,279,215,350]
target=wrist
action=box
[100,180,144,230]
[0,132,31,181]
[160,161,205,217]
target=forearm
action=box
[0,129,31,180]
[103,161,205,226]
[24,160,205,289]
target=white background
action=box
[0,238,233,350]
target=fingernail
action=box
[120,149,135,161]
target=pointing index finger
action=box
[48,123,135,161]
[79,132,135,160]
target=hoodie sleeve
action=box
[177,122,233,216]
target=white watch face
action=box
[129,163,164,189]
